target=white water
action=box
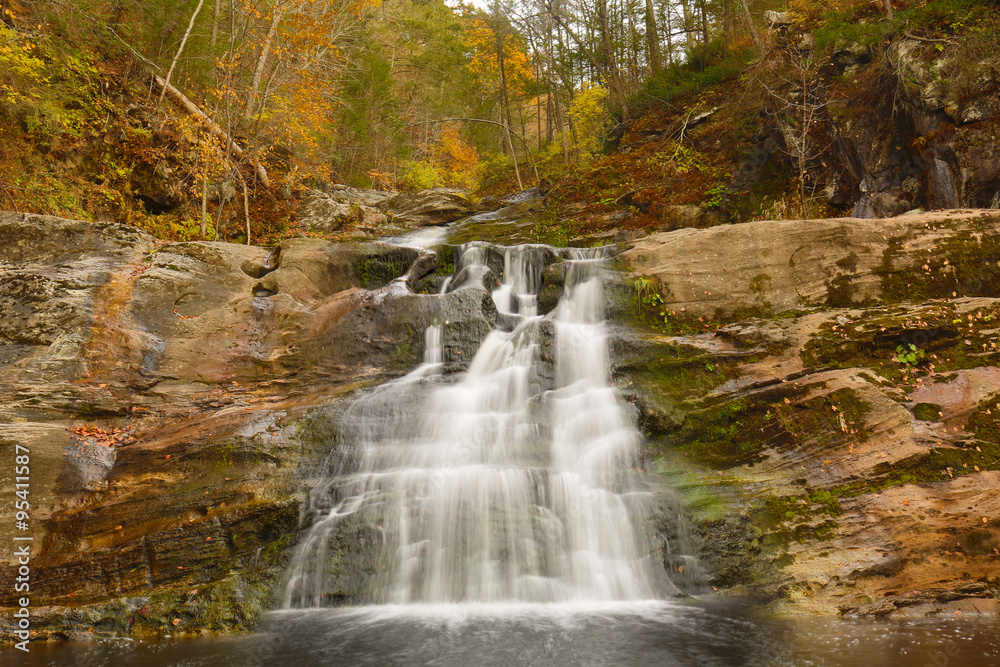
[492,246,542,317]
[283,245,668,608]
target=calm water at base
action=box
[3,600,999,666]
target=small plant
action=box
[633,276,664,313]
[704,182,729,209]
[895,343,925,366]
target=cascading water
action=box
[282,244,673,608]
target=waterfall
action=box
[282,245,672,608]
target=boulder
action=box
[297,189,389,233]
[380,188,476,228]
[764,10,791,28]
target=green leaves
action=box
[894,343,925,366]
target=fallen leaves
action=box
[69,424,133,447]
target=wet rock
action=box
[0,214,499,642]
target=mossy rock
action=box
[912,402,943,421]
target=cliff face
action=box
[618,209,1000,617]
[0,212,497,640]
[788,36,1000,218]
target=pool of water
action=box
[4,600,999,666]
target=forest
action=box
[0,0,998,243]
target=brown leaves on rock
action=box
[69,423,134,447]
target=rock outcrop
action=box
[0,212,499,642]
[624,210,1000,320]
[615,209,1000,617]
[772,35,1000,217]
[297,186,479,237]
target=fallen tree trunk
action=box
[152,75,271,189]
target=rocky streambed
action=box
[1,207,999,644]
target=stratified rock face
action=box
[623,210,1000,320]
[0,212,498,642]
[615,209,1000,617]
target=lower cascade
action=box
[282,244,682,607]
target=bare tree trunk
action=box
[681,1,695,49]
[547,2,628,116]
[211,0,221,48]
[246,8,283,119]
[242,179,251,245]
[200,145,209,237]
[882,0,894,19]
[740,0,763,55]
[158,0,206,106]
[644,0,662,73]
[598,0,628,115]
[153,75,271,187]
[494,23,523,189]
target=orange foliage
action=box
[463,17,534,99]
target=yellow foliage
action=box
[0,22,46,103]
[464,18,534,100]
[566,84,610,157]
[367,169,395,190]
[402,124,483,191]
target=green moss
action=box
[836,253,860,273]
[749,272,772,298]
[912,402,943,421]
[831,440,1000,499]
[659,385,869,471]
[878,229,1000,303]
[433,246,456,277]
[623,343,758,406]
[448,210,578,247]
[825,273,859,308]
[354,254,408,289]
[665,386,802,468]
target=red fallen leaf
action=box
[165,454,171,460]
[172,618,181,626]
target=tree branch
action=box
[152,75,271,188]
